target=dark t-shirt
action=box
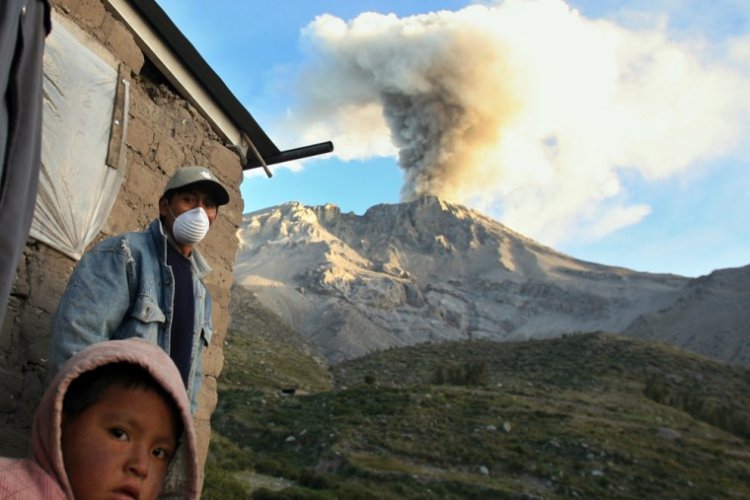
[166,243,195,386]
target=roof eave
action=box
[104,0,333,172]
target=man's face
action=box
[159,185,219,238]
[61,386,179,500]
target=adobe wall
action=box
[0,0,243,482]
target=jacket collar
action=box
[149,219,212,279]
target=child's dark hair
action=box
[63,362,183,438]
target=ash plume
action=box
[287,0,750,244]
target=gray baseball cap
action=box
[163,166,230,206]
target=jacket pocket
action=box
[130,295,166,324]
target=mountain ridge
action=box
[234,196,747,365]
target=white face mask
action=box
[170,207,210,245]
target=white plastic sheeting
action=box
[31,23,129,261]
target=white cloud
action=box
[282,0,750,245]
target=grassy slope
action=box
[205,300,750,499]
[220,284,332,393]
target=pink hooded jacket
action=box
[0,338,199,499]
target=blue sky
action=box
[155,0,749,277]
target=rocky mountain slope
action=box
[624,264,750,365]
[234,196,747,364]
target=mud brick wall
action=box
[0,0,243,484]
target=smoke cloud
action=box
[288,0,750,245]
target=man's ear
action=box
[210,206,219,226]
[158,197,169,218]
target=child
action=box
[0,338,198,499]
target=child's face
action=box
[61,385,178,500]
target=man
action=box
[49,166,230,413]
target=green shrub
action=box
[433,361,488,386]
[251,487,330,499]
[644,376,750,439]
[297,469,336,490]
[255,458,300,480]
[333,483,381,499]
[202,463,250,499]
[206,431,254,472]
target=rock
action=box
[657,427,682,441]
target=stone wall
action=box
[0,0,243,485]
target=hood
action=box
[32,338,200,499]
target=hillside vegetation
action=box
[204,298,750,499]
[220,285,332,393]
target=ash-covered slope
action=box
[624,265,750,365]
[235,197,693,362]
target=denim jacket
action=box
[49,219,213,413]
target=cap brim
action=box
[174,180,230,206]
[203,181,230,206]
